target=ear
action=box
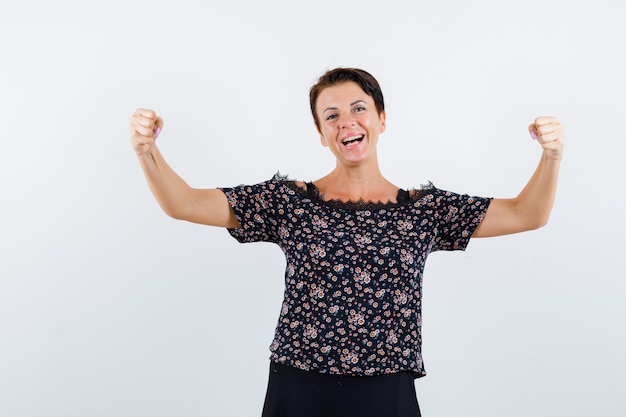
[379,111,387,133]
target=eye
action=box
[354,106,366,113]
[325,113,338,121]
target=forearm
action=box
[514,151,561,229]
[138,144,195,219]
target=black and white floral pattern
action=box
[221,174,490,377]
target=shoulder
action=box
[407,182,441,202]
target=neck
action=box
[314,162,398,203]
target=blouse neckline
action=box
[286,181,424,210]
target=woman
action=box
[129,68,564,417]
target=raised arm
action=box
[129,108,240,228]
[473,116,564,238]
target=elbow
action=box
[160,203,187,221]
[166,210,184,221]
[514,199,553,232]
[526,214,550,231]
[157,189,195,221]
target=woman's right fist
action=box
[130,109,164,156]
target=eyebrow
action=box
[323,100,367,113]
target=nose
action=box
[338,112,355,129]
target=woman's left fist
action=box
[529,116,564,161]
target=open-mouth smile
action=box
[342,135,364,147]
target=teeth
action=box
[342,135,364,144]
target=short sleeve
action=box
[430,189,492,252]
[219,179,283,244]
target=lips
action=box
[341,134,364,147]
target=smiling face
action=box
[315,81,386,167]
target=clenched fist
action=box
[528,116,564,161]
[130,109,164,156]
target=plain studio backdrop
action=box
[1,0,625,416]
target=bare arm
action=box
[473,116,564,238]
[129,109,240,228]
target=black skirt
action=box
[261,363,421,417]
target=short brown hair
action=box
[309,68,385,130]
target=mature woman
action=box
[129,68,564,417]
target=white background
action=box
[1,0,625,416]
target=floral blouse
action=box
[220,174,491,378]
